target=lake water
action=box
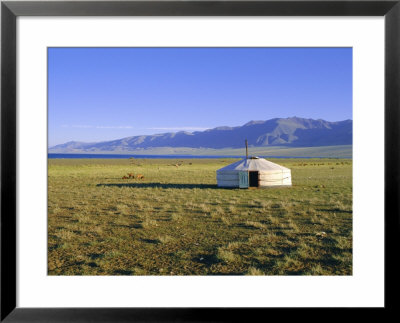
[48,153,326,159]
[48,153,244,159]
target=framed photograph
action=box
[1,0,399,321]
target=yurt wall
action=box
[216,172,239,187]
[259,170,292,186]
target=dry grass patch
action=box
[246,267,264,275]
[245,221,268,230]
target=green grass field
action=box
[48,158,352,275]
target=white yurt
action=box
[216,157,292,188]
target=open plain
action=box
[48,158,352,275]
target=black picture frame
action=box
[1,0,399,321]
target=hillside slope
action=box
[49,117,352,153]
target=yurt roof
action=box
[217,157,290,172]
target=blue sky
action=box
[48,47,352,146]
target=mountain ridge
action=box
[49,117,352,153]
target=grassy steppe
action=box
[48,158,352,275]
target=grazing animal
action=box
[127,173,135,178]
[137,174,144,180]
[122,176,128,179]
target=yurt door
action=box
[249,171,259,187]
[239,171,249,188]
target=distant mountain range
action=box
[49,117,352,153]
